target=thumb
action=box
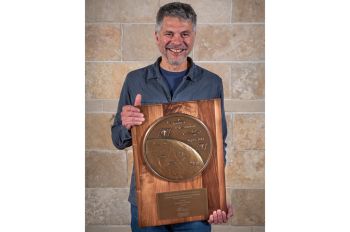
[134,94,142,107]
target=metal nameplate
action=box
[156,188,208,220]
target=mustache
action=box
[165,44,188,50]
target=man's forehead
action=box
[161,16,193,30]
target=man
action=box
[111,2,233,231]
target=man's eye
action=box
[165,33,173,36]
[182,33,189,37]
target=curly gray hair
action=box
[155,2,197,32]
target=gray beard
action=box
[167,55,186,66]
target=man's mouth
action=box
[169,48,183,53]
[168,48,186,54]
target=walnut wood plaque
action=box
[131,99,227,227]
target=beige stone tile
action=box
[86,188,130,225]
[225,188,237,225]
[86,24,121,61]
[86,63,122,100]
[231,63,265,100]
[126,149,134,186]
[225,187,231,207]
[122,24,160,61]
[233,114,265,150]
[86,0,159,23]
[86,113,115,150]
[86,62,148,99]
[225,150,265,189]
[212,225,251,232]
[225,113,234,162]
[199,63,231,98]
[102,100,119,113]
[252,226,265,232]
[86,225,131,232]
[86,100,120,113]
[160,0,231,23]
[224,100,265,112]
[194,24,264,61]
[232,0,265,22]
[86,100,103,113]
[229,189,265,225]
[86,150,128,188]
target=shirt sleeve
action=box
[111,76,133,150]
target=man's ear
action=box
[154,31,159,43]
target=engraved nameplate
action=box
[156,188,208,220]
[143,113,212,182]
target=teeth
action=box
[170,49,182,53]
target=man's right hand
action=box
[121,94,145,130]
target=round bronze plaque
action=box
[142,113,212,182]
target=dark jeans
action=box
[131,204,211,232]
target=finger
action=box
[122,117,145,127]
[132,117,145,122]
[122,105,140,113]
[216,210,223,223]
[222,210,227,223]
[207,215,214,224]
[122,113,145,127]
[122,111,144,118]
[212,211,218,224]
[134,94,142,107]
[123,121,143,130]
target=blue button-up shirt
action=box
[111,57,227,205]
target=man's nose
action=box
[171,34,183,45]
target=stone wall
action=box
[85,0,265,231]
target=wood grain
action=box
[131,99,226,227]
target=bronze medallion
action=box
[143,113,212,182]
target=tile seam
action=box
[85,22,264,25]
[120,23,123,62]
[230,0,233,23]
[87,99,264,101]
[85,60,265,63]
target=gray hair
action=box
[155,2,197,32]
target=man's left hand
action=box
[207,204,234,224]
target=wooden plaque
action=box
[131,98,227,227]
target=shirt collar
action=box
[147,57,198,81]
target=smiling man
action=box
[111,2,233,232]
[155,15,195,70]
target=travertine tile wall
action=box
[86,0,265,231]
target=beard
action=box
[166,54,187,66]
[163,43,190,66]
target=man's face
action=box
[155,16,196,68]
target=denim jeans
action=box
[131,204,211,232]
